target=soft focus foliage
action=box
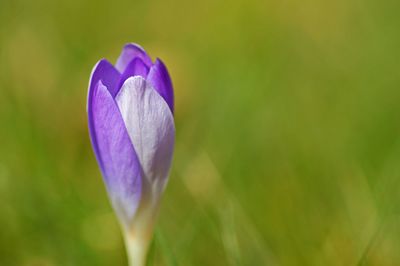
[1,0,400,265]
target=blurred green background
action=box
[1,0,400,265]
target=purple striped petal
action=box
[88,80,142,225]
[115,77,175,198]
[117,58,150,93]
[88,59,121,100]
[115,43,153,73]
[146,59,174,113]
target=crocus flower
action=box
[87,43,175,266]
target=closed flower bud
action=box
[87,43,175,266]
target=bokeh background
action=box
[1,0,400,265]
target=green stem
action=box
[122,194,160,266]
[124,231,151,266]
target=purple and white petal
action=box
[115,43,153,73]
[146,58,174,113]
[88,59,120,101]
[115,76,175,198]
[88,81,142,225]
[117,58,150,93]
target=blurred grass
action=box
[1,0,400,265]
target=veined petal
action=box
[117,58,150,93]
[88,81,142,226]
[115,76,175,198]
[115,43,153,73]
[146,58,174,113]
[88,59,120,100]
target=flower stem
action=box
[124,231,151,266]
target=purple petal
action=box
[88,80,142,225]
[116,77,175,197]
[146,58,174,113]
[117,58,150,94]
[115,43,152,73]
[88,59,120,100]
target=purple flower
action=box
[87,43,175,257]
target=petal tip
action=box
[116,43,153,72]
[124,43,147,54]
[146,58,174,114]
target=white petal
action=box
[116,76,175,196]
